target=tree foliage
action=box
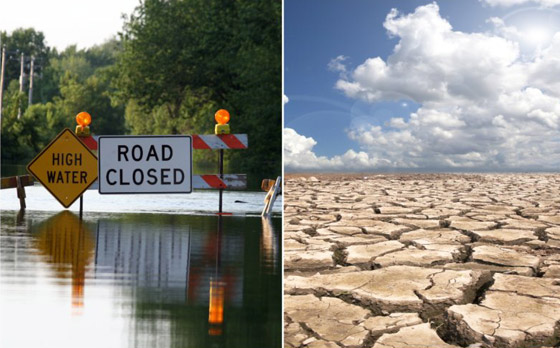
[117,0,282,180]
[1,37,124,164]
[0,28,49,86]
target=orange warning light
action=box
[215,109,230,125]
[76,112,92,127]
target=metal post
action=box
[17,52,23,119]
[79,195,83,219]
[28,56,34,106]
[0,46,5,120]
[16,176,26,211]
[218,149,224,214]
[262,176,282,217]
[16,209,25,225]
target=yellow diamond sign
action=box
[27,128,98,208]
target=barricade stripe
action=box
[218,134,247,149]
[79,134,247,150]
[79,136,98,150]
[191,175,208,189]
[236,134,248,147]
[201,175,227,189]
[192,135,211,149]
[197,135,227,149]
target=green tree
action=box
[116,0,200,124]
[220,1,282,180]
[1,33,127,166]
[117,0,281,182]
[0,28,49,84]
[39,40,121,103]
[0,85,56,163]
[56,67,126,136]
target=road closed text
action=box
[105,145,186,186]
[98,136,192,194]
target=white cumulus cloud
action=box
[284,128,384,172]
[287,3,560,171]
[336,4,522,105]
[328,55,349,75]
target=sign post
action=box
[75,111,94,217]
[27,128,98,208]
[214,109,231,215]
[98,135,192,194]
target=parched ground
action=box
[284,174,560,348]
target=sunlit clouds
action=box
[286,3,560,172]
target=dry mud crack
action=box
[284,174,560,348]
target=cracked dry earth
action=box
[283,174,560,348]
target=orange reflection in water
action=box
[208,279,225,336]
[33,211,94,310]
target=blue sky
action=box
[285,0,560,172]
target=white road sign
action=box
[98,135,192,194]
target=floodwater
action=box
[0,209,281,348]
[1,186,282,215]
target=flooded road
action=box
[0,210,281,348]
[0,186,281,215]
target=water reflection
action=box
[0,210,281,348]
[261,217,279,273]
[208,280,225,336]
[33,211,94,310]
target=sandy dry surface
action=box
[284,174,560,348]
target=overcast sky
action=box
[285,0,560,172]
[0,0,139,50]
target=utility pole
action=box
[28,56,34,106]
[18,52,24,119]
[18,53,24,92]
[0,46,6,121]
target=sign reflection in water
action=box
[13,211,281,348]
[33,211,94,310]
